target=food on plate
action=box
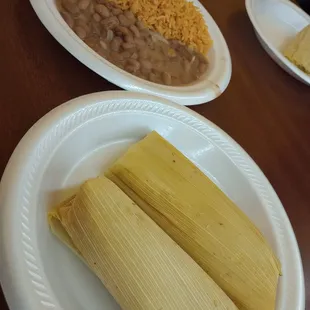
[48,177,238,310]
[105,131,282,310]
[110,0,212,54]
[284,24,310,74]
[48,131,281,310]
[58,0,209,85]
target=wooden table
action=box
[1,0,310,308]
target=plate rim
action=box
[0,91,305,310]
[28,0,232,105]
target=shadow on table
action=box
[0,286,7,309]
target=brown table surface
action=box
[1,0,310,308]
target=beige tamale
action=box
[284,24,310,74]
[48,176,238,310]
[105,131,281,310]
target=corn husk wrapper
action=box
[284,25,310,74]
[48,176,238,310]
[105,131,281,310]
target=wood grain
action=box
[0,0,309,309]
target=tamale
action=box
[105,131,282,310]
[284,25,310,74]
[48,176,238,310]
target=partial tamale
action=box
[105,131,281,310]
[284,24,310,74]
[48,176,238,310]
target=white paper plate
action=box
[246,0,310,85]
[0,91,304,310]
[29,0,231,105]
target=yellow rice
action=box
[111,0,213,54]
